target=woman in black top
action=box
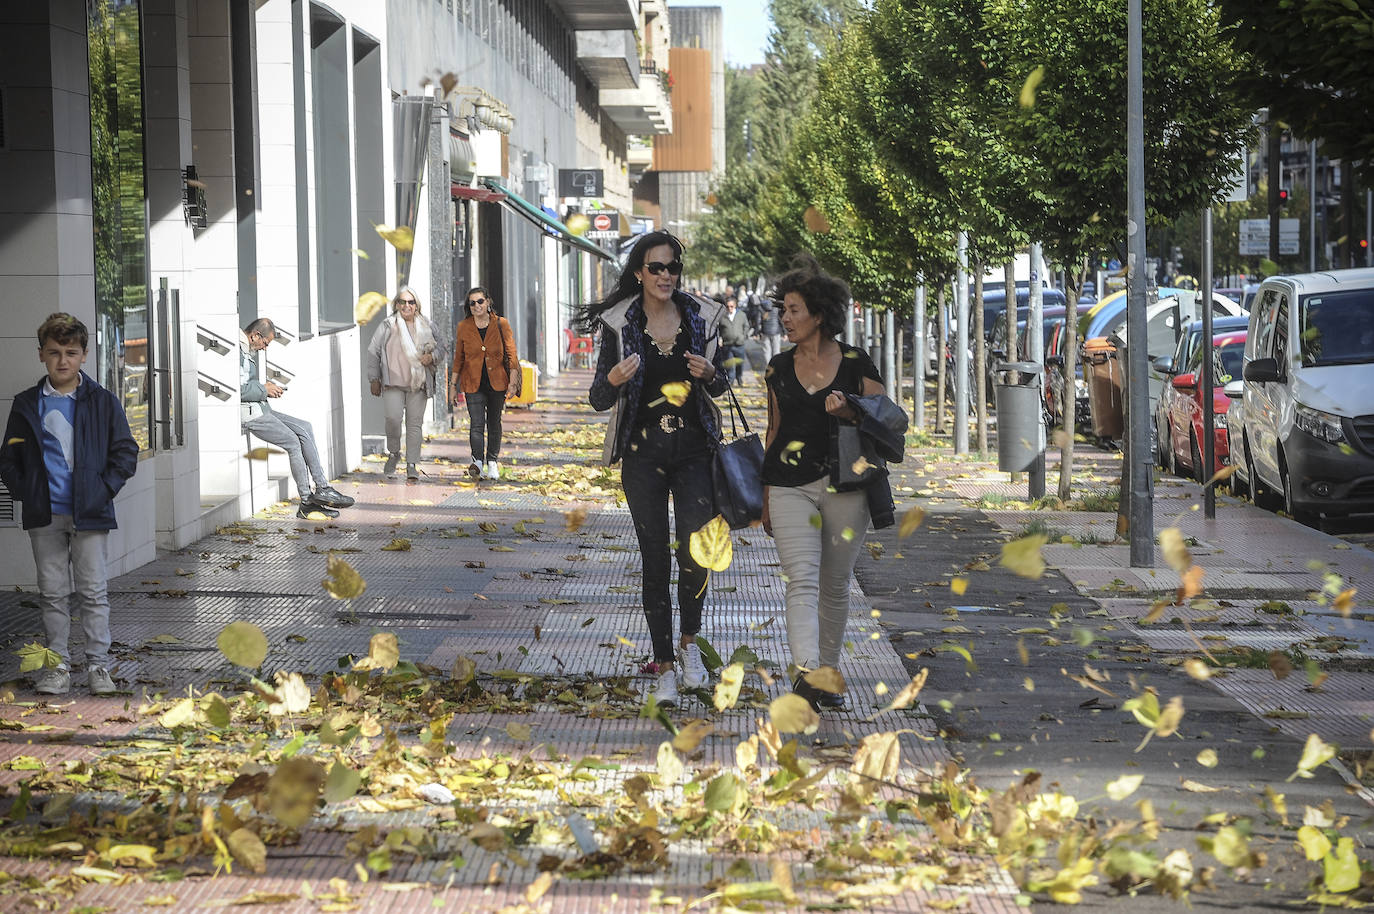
[762,255,884,711]
[585,232,728,708]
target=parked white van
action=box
[1233,268,1374,523]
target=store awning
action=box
[482,177,613,261]
[451,183,506,203]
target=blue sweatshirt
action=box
[38,380,78,516]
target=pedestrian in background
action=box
[745,287,762,335]
[761,255,884,712]
[450,286,520,481]
[367,287,445,482]
[584,231,728,708]
[717,295,750,384]
[0,313,139,696]
[758,294,784,368]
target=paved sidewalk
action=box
[0,371,1022,914]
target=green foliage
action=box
[1219,0,1374,184]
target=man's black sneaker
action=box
[297,499,340,519]
[816,690,847,711]
[312,486,355,508]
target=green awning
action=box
[482,177,613,261]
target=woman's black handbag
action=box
[712,380,765,529]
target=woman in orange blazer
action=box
[449,286,521,479]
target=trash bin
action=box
[994,361,1044,472]
[509,360,538,407]
[1082,337,1123,438]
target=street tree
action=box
[987,0,1254,507]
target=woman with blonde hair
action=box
[450,286,520,480]
[366,287,445,481]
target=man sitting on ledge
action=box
[240,318,355,518]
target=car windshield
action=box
[1300,288,1374,367]
[1215,342,1244,383]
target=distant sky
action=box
[714,0,773,67]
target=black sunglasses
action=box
[398,298,417,306]
[644,261,683,276]
[468,297,487,306]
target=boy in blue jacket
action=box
[0,313,139,696]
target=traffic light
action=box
[1361,239,1369,252]
[1278,187,1290,203]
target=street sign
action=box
[557,169,603,198]
[1239,218,1299,256]
[586,211,620,240]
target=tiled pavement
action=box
[0,371,1025,913]
[982,472,1374,800]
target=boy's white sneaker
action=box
[35,668,70,696]
[679,642,708,689]
[88,666,116,696]
[486,461,500,480]
[649,669,679,707]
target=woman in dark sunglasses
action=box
[581,231,729,708]
[450,287,521,480]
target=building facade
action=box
[0,0,665,586]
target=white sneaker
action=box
[649,669,679,707]
[486,460,500,480]
[88,666,116,696]
[679,641,708,689]
[35,668,71,696]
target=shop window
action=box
[88,0,152,455]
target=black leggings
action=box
[621,424,716,664]
[466,390,505,461]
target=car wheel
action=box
[1191,433,1207,484]
[1248,438,1281,510]
[1155,419,1168,469]
[1227,460,1248,498]
[1280,451,1318,526]
[1163,424,1177,476]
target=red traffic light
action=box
[1278,188,1290,202]
[1361,239,1370,250]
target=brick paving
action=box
[0,370,1025,913]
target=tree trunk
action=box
[936,285,948,434]
[1004,261,1017,360]
[974,262,987,454]
[1057,256,1088,502]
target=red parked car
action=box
[1160,330,1247,481]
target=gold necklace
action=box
[648,323,679,356]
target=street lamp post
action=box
[1126,0,1154,567]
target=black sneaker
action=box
[791,674,824,712]
[816,690,847,711]
[312,485,355,508]
[297,498,340,519]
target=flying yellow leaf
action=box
[1289,733,1336,781]
[245,447,282,461]
[374,224,414,252]
[672,719,714,752]
[873,668,929,717]
[714,662,744,711]
[1333,586,1356,617]
[159,698,196,730]
[1105,773,1143,800]
[1177,564,1205,602]
[1196,748,1219,768]
[1159,527,1191,574]
[950,576,969,595]
[656,741,683,785]
[1000,533,1047,579]
[850,731,900,799]
[1183,657,1211,680]
[226,828,267,874]
[217,621,268,668]
[269,672,311,716]
[689,515,733,572]
[660,381,691,407]
[564,506,588,532]
[353,633,399,672]
[769,693,820,734]
[898,505,926,539]
[1296,825,1330,861]
[1018,65,1045,107]
[322,555,366,599]
[1203,464,1238,487]
[355,291,389,325]
[1325,838,1361,892]
[525,872,555,904]
[803,205,831,234]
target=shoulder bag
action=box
[712,379,765,529]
